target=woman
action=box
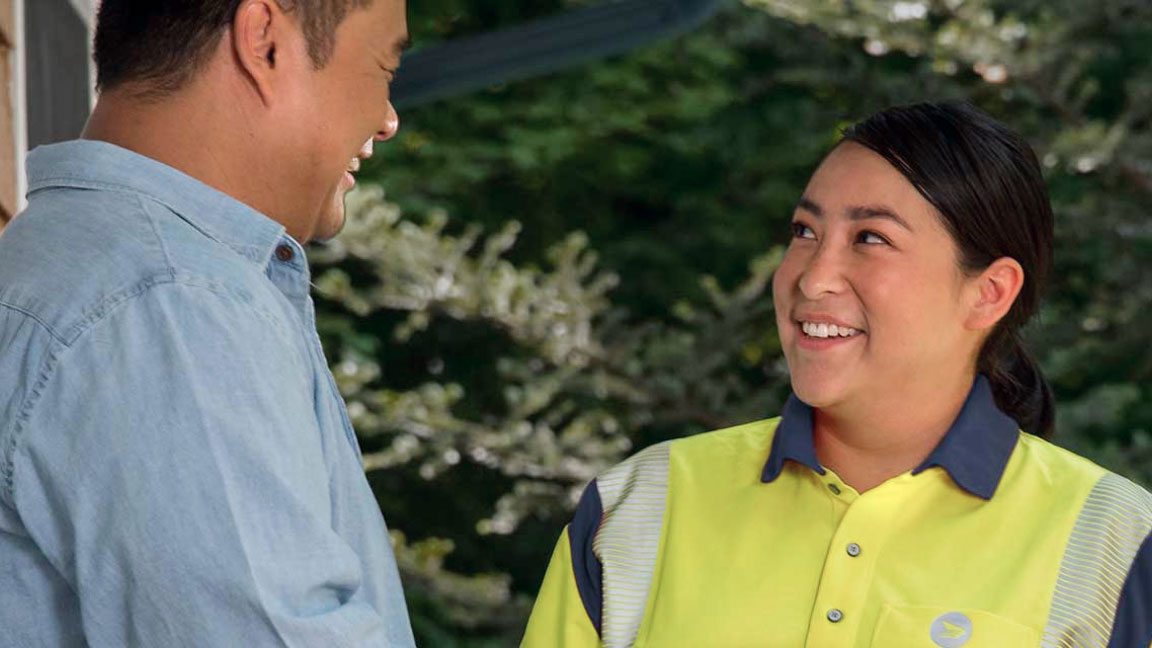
[521,102,1152,647]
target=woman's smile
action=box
[795,320,867,351]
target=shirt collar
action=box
[26,140,288,266]
[760,374,1019,500]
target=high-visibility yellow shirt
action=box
[522,374,1152,647]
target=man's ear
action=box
[232,0,287,105]
[964,256,1025,332]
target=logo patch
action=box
[930,612,972,647]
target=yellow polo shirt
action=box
[522,374,1152,647]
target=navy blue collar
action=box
[760,374,1020,500]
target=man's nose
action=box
[376,101,400,142]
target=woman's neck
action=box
[811,372,976,493]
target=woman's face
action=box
[772,142,981,409]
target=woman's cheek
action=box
[771,264,795,312]
[863,269,935,350]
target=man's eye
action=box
[791,222,815,239]
[858,231,888,245]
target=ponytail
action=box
[980,330,1055,440]
[843,102,1056,439]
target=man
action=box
[0,1,415,645]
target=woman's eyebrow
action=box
[795,196,913,233]
[848,205,914,233]
[796,196,824,217]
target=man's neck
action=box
[812,371,975,493]
[81,85,281,230]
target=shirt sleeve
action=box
[1109,530,1152,648]
[521,481,603,648]
[11,280,401,647]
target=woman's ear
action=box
[964,256,1025,332]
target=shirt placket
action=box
[266,239,364,460]
[804,471,905,648]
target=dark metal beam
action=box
[392,0,729,109]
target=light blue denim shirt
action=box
[0,141,415,647]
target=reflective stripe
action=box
[594,441,671,648]
[1042,473,1152,647]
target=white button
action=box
[827,608,843,623]
[847,543,861,557]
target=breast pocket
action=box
[870,605,1039,648]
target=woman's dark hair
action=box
[841,101,1055,439]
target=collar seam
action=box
[760,375,1016,499]
[32,175,274,265]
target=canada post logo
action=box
[930,612,972,647]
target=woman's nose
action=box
[797,245,848,299]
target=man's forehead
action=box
[364,0,410,53]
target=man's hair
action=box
[93,0,374,96]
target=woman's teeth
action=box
[801,321,863,338]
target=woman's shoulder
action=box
[629,416,780,460]
[1014,431,1117,479]
[1010,432,1151,506]
[596,417,783,491]
[673,417,783,462]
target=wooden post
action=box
[0,0,17,230]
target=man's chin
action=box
[312,205,347,243]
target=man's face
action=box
[280,0,408,242]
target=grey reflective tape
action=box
[594,441,672,648]
[1041,472,1152,647]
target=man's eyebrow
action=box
[794,196,913,233]
[394,36,413,58]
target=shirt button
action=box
[827,609,843,623]
[827,483,841,495]
[847,542,862,557]
[275,244,295,262]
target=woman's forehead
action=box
[801,142,940,229]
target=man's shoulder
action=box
[0,186,276,343]
[0,219,302,509]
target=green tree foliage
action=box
[307,1,1152,644]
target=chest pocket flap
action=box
[870,605,1039,648]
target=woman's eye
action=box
[791,222,815,239]
[858,231,888,245]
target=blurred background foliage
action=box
[306,0,1152,644]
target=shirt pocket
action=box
[869,604,1039,648]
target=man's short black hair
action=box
[94,0,374,96]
